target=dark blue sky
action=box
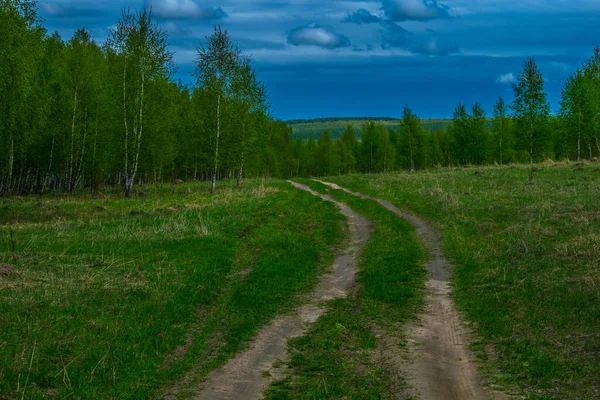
[38,0,600,120]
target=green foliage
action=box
[560,48,600,162]
[511,58,551,165]
[490,97,513,165]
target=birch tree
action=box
[450,104,470,165]
[0,0,42,194]
[582,48,600,159]
[62,28,103,192]
[560,71,591,161]
[511,58,550,177]
[469,102,488,165]
[400,105,421,171]
[230,60,268,188]
[108,8,173,197]
[491,97,510,165]
[196,26,243,194]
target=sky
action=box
[38,0,600,120]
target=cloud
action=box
[161,21,192,35]
[497,73,516,84]
[39,2,72,16]
[353,44,375,52]
[343,9,381,24]
[287,25,351,49]
[147,0,227,20]
[380,20,459,55]
[381,0,450,22]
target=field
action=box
[0,181,343,399]
[1,163,599,399]
[327,162,600,398]
[288,118,451,139]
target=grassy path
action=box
[186,181,371,399]
[316,180,507,399]
[266,179,425,399]
[327,165,600,398]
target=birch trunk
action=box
[122,55,130,196]
[68,86,78,191]
[211,92,221,195]
[126,71,144,198]
[237,160,244,189]
[73,108,88,190]
[43,136,55,193]
[7,136,14,193]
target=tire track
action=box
[173,181,372,400]
[315,180,507,400]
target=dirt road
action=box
[315,180,507,400]
[181,181,372,399]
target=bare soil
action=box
[167,181,372,399]
[0,263,13,278]
[316,180,508,400]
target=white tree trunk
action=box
[211,92,221,195]
[122,56,130,196]
[68,87,78,191]
[73,107,88,190]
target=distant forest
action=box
[289,119,451,140]
[1,1,599,196]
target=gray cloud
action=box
[496,73,516,84]
[147,0,227,20]
[382,0,450,22]
[380,20,459,55]
[39,2,71,16]
[343,9,381,24]
[287,24,351,49]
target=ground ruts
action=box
[169,181,371,400]
[315,180,507,400]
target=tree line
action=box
[282,55,600,178]
[0,1,288,196]
[2,1,599,196]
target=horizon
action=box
[38,0,600,120]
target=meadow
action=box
[0,181,343,399]
[1,163,599,399]
[327,162,600,399]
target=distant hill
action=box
[287,118,452,140]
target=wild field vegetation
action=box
[0,180,343,398]
[327,163,600,399]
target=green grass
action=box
[265,178,426,399]
[0,180,343,399]
[326,162,600,399]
